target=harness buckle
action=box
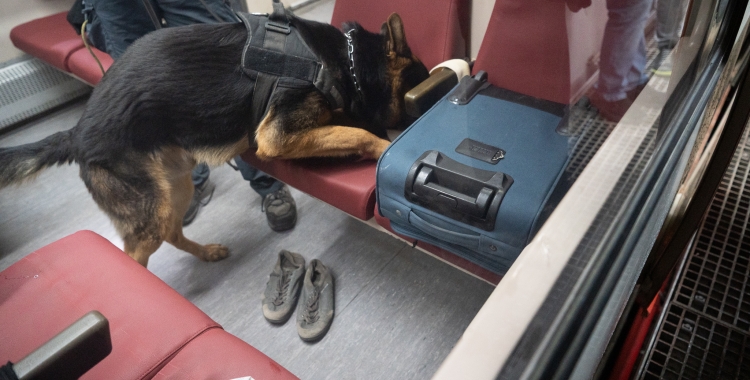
[266,21,291,34]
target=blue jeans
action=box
[83,0,238,59]
[192,160,282,198]
[656,0,688,50]
[233,157,284,198]
[596,0,653,102]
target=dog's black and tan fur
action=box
[0,13,429,266]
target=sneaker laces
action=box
[262,190,285,212]
[304,281,331,324]
[272,271,291,306]
[303,287,321,324]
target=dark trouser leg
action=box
[192,162,210,187]
[157,0,238,26]
[84,0,159,59]
[183,162,214,226]
[233,156,284,198]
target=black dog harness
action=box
[237,0,349,128]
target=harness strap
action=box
[251,72,279,132]
[237,0,350,144]
[140,0,162,29]
[239,12,320,83]
[269,0,290,24]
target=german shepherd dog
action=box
[0,13,429,266]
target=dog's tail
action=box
[0,129,77,188]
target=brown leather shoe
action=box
[626,83,647,101]
[589,93,633,123]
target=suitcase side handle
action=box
[405,151,513,231]
[408,211,480,248]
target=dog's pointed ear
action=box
[381,13,409,55]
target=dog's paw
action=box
[366,139,392,160]
[202,244,230,262]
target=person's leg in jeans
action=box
[83,0,158,59]
[157,0,238,26]
[651,0,689,70]
[234,157,297,232]
[590,0,653,122]
[655,0,687,50]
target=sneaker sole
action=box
[264,310,295,325]
[268,213,297,232]
[299,320,332,342]
[263,273,303,325]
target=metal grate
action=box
[641,120,750,379]
[645,303,750,379]
[565,105,617,181]
[0,57,90,132]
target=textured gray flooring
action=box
[0,99,494,379]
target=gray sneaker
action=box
[262,250,306,324]
[262,186,297,232]
[182,179,215,226]
[296,259,334,342]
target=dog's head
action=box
[343,14,429,136]
[379,13,430,130]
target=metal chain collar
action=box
[344,29,363,99]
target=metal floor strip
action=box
[0,57,90,133]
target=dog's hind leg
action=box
[163,171,229,262]
[81,164,166,267]
[81,153,227,267]
[124,236,162,267]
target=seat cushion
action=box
[331,0,469,69]
[67,46,114,85]
[241,152,377,220]
[153,329,298,380]
[0,231,220,380]
[9,12,84,71]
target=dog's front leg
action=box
[254,101,390,160]
[254,91,391,160]
[257,124,390,160]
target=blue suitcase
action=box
[376,72,571,274]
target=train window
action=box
[435,0,750,378]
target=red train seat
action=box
[9,12,84,71]
[0,231,297,380]
[67,46,114,85]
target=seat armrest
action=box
[11,311,111,380]
[405,59,471,117]
[405,68,458,117]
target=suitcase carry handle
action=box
[405,151,513,231]
[408,211,480,248]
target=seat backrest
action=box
[473,0,609,104]
[331,0,469,70]
[473,0,570,104]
